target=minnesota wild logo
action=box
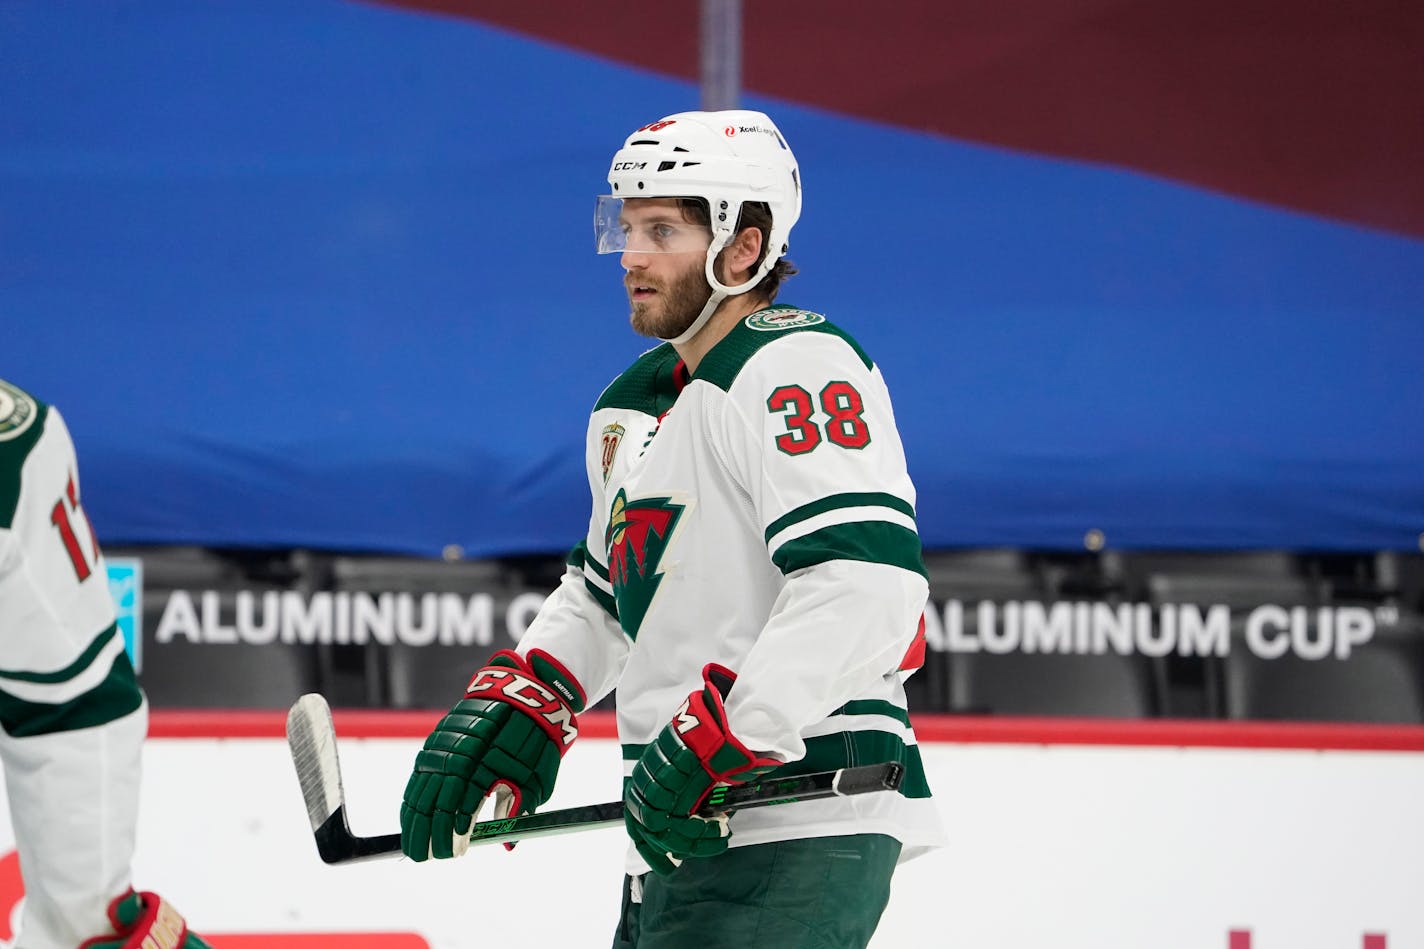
[0,380,37,443]
[606,489,685,639]
[745,308,825,331]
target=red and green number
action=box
[767,381,871,455]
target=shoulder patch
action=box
[0,381,50,529]
[744,308,826,331]
[695,306,873,392]
[0,380,38,443]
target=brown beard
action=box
[629,257,713,340]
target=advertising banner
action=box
[112,553,1421,719]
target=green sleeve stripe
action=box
[622,729,931,799]
[584,577,618,620]
[571,541,615,617]
[583,550,611,583]
[763,492,916,545]
[0,649,144,738]
[770,521,928,579]
[0,624,119,683]
[566,542,587,569]
[828,699,913,728]
[579,541,616,619]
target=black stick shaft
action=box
[317,761,903,864]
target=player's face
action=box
[619,199,713,340]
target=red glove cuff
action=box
[677,663,780,785]
[465,649,582,754]
[78,889,190,949]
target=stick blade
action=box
[286,692,345,834]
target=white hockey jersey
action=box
[519,307,947,873]
[0,378,146,948]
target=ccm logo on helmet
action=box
[613,161,647,171]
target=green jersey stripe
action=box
[571,540,617,617]
[584,577,618,620]
[569,541,612,583]
[584,551,611,584]
[763,492,916,545]
[623,729,931,799]
[571,540,614,582]
[0,624,119,683]
[770,521,928,579]
[828,699,913,728]
[565,542,586,569]
[0,649,143,738]
[795,732,932,799]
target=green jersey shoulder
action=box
[693,305,874,392]
[594,343,685,418]
[1,378,52,528]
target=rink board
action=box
[0,718,1419,949]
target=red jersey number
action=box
[767,381,871,456]
[50,472,99,581]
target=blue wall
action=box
[6,1,1423,555]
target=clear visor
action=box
[594,195,713,255]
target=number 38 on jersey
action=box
[766,381,871,456]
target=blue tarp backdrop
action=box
[5,1,1423,556]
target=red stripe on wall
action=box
[147,710,1424,751]
[376,0,1424,238]
[908,716,1424,751]
[208,936,428,948]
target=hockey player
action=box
[0,378,210,949]
[401,110,945,946]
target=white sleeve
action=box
[714,334,929,761]
[0,400,146,947]
[0,546,145,945]
[0,405,136,728]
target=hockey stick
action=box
[287,692,905,865]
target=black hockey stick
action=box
[286,692,904,865]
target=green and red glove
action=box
[400,648,584,861]
[78,889,212,949]
[624,664,780,875]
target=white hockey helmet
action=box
[595,109,802,344]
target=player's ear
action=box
[725,226,763,283]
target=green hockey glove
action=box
[77,889,213,949]
[625,663,780,875]
[400,648,584,861]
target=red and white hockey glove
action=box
[78,889,213,949]
[400,648,584,861]
[624,664,780,875]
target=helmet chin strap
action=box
[657,235,767,346]
[660,287,727,346]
